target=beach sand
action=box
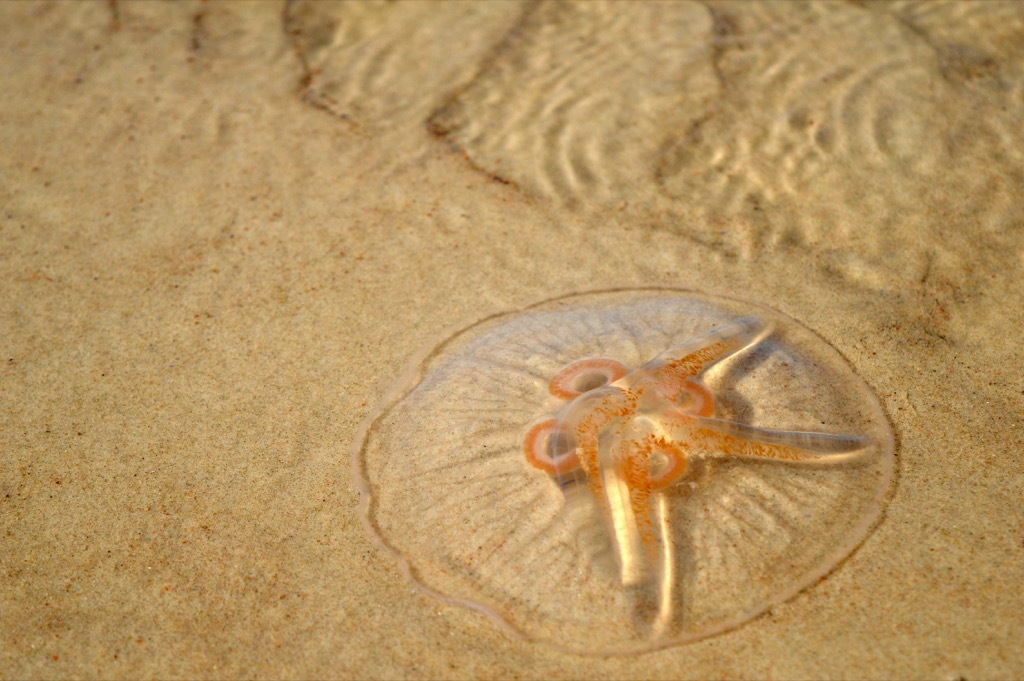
[1,2,1021,678]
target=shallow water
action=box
[2,2,1022,678]
[292,0,1023,290]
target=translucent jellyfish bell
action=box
[354,288,894,654]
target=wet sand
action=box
[1,2,1022,679]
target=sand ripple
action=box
[429,2,718,204]
[423,1,1023,285]
[284,1,522,132]
[294,0,1024,289]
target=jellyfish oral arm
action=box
[639,315,772,386]
[599,449,650,588]
[672,416,872,464]
[535,317,870,599]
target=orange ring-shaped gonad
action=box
[680,379,715,417]
[523,418,579,475]
[548,358,629,400]
[647,438,689,490]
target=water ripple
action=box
[429,1,718,204]
[296,0,1023,289]
[284,1,523,132]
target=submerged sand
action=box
[1,2,1021,679]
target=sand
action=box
[1,2,1021,679]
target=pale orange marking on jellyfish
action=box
[663,340,736,378]
[523,317,871,579]
[528,327,773,533]
[549,358,629,400]
[687,425,813,462]
[522,418,579,475]
[616,434,654,544]
[570,388,636,501]
[599,432,692,552]
[528,344,727,501]
[621,434,690,545]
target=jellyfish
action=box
[354,288,894,654]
